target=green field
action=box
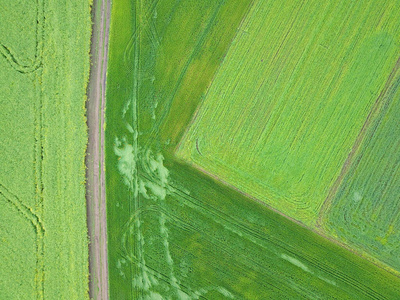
[105,0,400,298]
[177,0,400,227]
[0,0,91,299]
[105,0,254,297]
[323,73,400,271]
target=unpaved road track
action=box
[86,0,111,298]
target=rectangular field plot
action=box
[177,0,400,226]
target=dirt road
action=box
[86,0,111,298]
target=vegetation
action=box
[106,0,400,298]
[105,0,253,297]
[177,0,400,227]
[323,73,400,271]
[0,0,91,298]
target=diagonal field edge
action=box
[317,55,400,225]
[171,0,257,152]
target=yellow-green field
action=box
[0,0,91,298]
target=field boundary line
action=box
[0,0,44,73]
[317,55,400,227]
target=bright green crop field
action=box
[177,0,400,227]
[0,0,91,299]
[105,0,400,299]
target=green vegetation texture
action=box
[177,0,400,227]
[105,0,400,299]
[0,0,91,299]
[323,73,400,271]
